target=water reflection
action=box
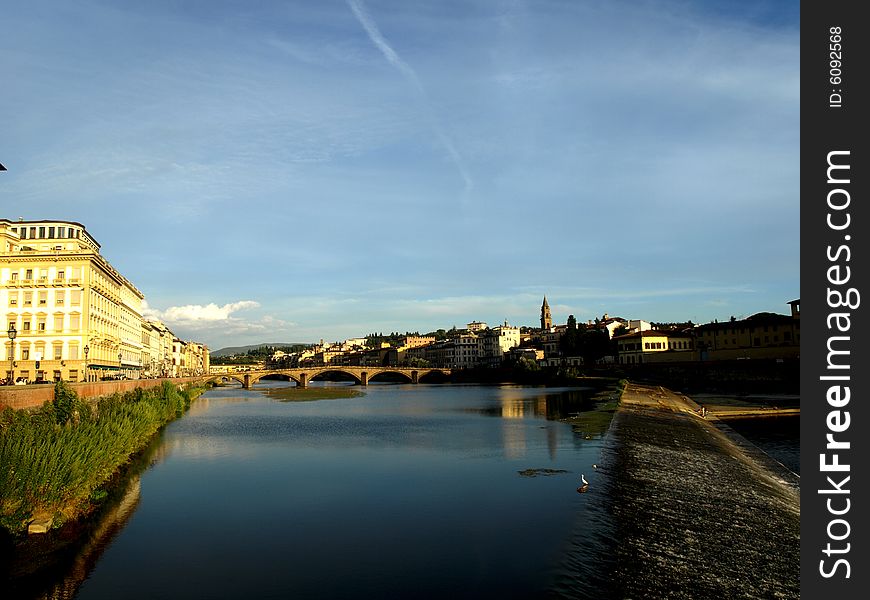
[8,382,620,600]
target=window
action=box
[38,318,46,332]
[56,270,65,280]
[68,370,78,382]
[58,227,66,238]
[70,315,80,330]
[22,321,31,331]
[69,345,79,360]
[25,269,33,279]
[39,292,47,306]
[54,346,63,360]
[38,227,46,238]
[71,290,81,305]
[48,227,55,238]
[9,294,17,306]
[56,292,65,305]
[23,292,32,306]
[10,272,17,281]
[22,348,30,360]
[54,315,64,331]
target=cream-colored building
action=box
[3,218,207,383]
[614,330,694,365]
[2,219,145,383]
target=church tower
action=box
[541,296,552,331]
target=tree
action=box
[560,315,581,356]
[580,328,611,365]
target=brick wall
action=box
[0,377,206,411]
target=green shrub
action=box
[0,382,197,535]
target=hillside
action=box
[210,343,310,357]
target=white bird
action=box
[577,473,589,493]
[581,474,589,485]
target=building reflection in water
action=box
[36,475,142,600]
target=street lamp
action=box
[84,344,89,382]
[7,323,16,385]
[118,351,123,379]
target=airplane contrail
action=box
[347,0,473,193]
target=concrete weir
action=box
[602,383,799,598]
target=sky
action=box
[0,0,800,350]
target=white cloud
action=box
[141,299,297,348]
[159,300,260,323]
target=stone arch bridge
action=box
[206,367,452,389]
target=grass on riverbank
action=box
[0,381,202,535]
[260,386,364,402]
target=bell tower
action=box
[541,296,552,331]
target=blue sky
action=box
[0,0,799,349]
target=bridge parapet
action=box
[205,367,451,389]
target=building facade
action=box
[2,219,206,383]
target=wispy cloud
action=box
[346,0,473,194]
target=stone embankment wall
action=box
[0,378,206,411]
[620,358,799,394]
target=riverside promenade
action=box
[601,383,799,599]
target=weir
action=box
[596,383,800,597]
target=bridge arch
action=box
[307,368,363,385]
[204,373,246,387]
[249,371,302,386]
[366,369,414,384]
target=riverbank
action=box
[0,381,204,537]
[600,383,799,598]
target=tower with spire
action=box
[541,296,552,331]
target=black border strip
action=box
[801,2,869,596]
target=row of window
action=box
[619,340,692,351]
[8,266,82,281]
[712,333,793,347]
[8,314,82,332]
[701,323,797,336]
[7,342,82,361]
[5,369,80,382]
[14,225,82,240]
[8,289,82,307]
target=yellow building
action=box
[2,219,145,382]
[615,329,695,365]
[693,302,800,361]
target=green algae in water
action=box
[261,387,365,402]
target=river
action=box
[14,381,621,599]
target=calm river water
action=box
[55,382,618,599]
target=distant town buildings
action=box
[2,219,207,383]
[259,295,800,373]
